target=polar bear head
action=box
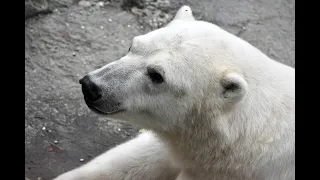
[79,6,251,132]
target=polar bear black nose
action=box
[79,75,102,102]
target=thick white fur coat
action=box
[54,5,295,180]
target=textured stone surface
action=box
[25,0,295,179]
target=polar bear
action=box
[54,5,295,180]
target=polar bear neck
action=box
[153,69,295,176]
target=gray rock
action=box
[25,1,143,179]
[25,0,49,19]
[78,1,91,8]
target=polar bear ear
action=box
[172,5,195,21]
[220,72,248,102]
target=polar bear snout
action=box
[79,72,124,115]
[79,75,102,103]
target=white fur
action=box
[54,131,179,180]
[54,5,295,180]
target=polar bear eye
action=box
[128,45,132,52]
[147,68,164,84]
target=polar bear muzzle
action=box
[79,75,102,103]
[79,74,122,115]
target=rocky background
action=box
[25,0,295,179]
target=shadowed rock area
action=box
[25,0,295,179]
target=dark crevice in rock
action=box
[25,0,52,19]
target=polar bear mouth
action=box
[87,104,123,115]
